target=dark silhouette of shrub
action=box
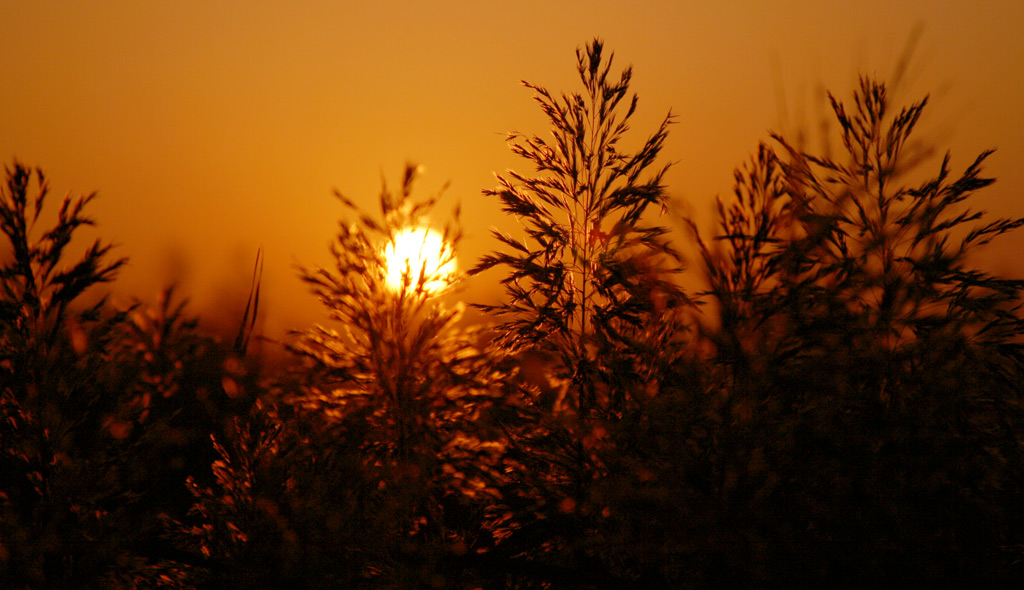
[3,38,1022,590]
[169,165,522,589]
[0,162,260,588]
[688,77,1024,584]
[472,38,703,589]
[473,38,688,417]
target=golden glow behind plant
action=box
[382,226,456,295]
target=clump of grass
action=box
[473,37,688,416]
[688,75,1024,582]
[467,39,707,590]
[290,163,510,471]
[3,38,1023,588]
[0,161,268,588]
[0,160,126,361]
[270,164,517,586]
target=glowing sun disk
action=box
[382,227,456,293]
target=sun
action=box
[382,227,456,294]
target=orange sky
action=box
[3,1,1023,343]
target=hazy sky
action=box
[3,1,1022,341]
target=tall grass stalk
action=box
[474,38,686,415]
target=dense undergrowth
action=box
[2,39,1023,588]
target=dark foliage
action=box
[472,38,688,417]
[0,162,257,588]
[2,40,1023,589]
[686,77,1024,584]
[161,166,525,589]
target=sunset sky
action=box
[2,1,1022,341]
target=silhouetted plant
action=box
[0,160,126,372]
[233,247,263,356]
[0,162,262,588]
[772,79,1022,362]
[473,38,687,416]
[160,400,372,589]
[469,39,706,590]
[774,78,1023,580]
[290,163,506,461]
[688,76,1024,583]
[0,161,137,588]
[251,164,515,587]
[3,41,1022,590]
